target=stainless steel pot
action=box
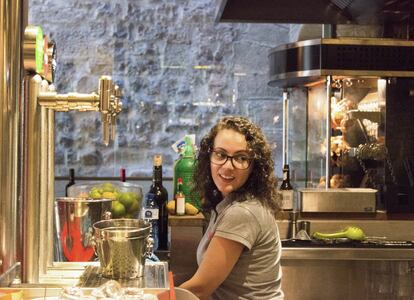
[92,218,152,279]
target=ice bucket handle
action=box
[90,235,98,256]
[102,211,112,220]
[145,236,154,258]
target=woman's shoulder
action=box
[228,196,273,219]
[232,194,266,209]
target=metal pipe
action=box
[0,0,25,286]
[22,75,43,283]
[282,90,289,166]
[322,24,337,39]
[46,108,55,271]
[38,92,100,111]
[325,76,333,188]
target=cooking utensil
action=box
[313,226,366,241]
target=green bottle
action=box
[173,136,201,209]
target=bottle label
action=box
[176,196,185,215]
[280,190,294,210]
[142,208,159,220]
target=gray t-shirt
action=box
[197,196,284,300]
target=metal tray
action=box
[299,188,377,213]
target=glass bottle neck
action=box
[152,165,163,184]
[120,168,126,182]
[69,169,75,183]
[177,183,183,193]
[283,170,290,182]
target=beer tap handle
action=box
[111,115,116,141]
[99,76,112,146]
[37,74,123,146]
[110,97,116,141]
[110,84,123,142]
[103,114,111,146]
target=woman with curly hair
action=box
[180,116,284,300]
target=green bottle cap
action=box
[35,26,44,74]
[183,136,194,156]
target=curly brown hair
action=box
[193,116,280,213]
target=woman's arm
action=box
[179,236,244,300]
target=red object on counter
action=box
[60,216,95,261]
[157,271,176,300]
[169,271,176,300]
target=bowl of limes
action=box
[67,182,143,219]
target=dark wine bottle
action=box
[65,168,75,197]
[143,193,159,253]
[279,164,294,211]
[148,154,169,250]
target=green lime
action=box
[128,199,140,214]
[102,191,116,200]
[89,189,102,199]
[119,192,135,209]
[102,182,115,192]
[111,200,126,218]
[132,191,140,201]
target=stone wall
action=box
[29,0,289,178]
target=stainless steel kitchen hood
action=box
[217,0,414,25]
[268,38,414,87]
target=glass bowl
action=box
[67,182,143,218]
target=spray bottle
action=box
[173,136,201,209]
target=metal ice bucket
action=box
[55,197,113,262]
[93,218,152,279]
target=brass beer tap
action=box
[37,76,123,145]
[21,25,124,283]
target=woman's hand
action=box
[179,236,244,300]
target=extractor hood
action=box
[268,38,414,87]
[217,0,414,25]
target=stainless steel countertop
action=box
[277,219,414,241]
[278,218,414,261]
[282,247,414,260]
[7,261,169,299]
[35,261,168,288]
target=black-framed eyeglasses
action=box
[210,150,253,170]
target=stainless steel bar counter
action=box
[282,246,414,260]
[4,261,169,299]
[36,261,168,288]
[277,218,414,299]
